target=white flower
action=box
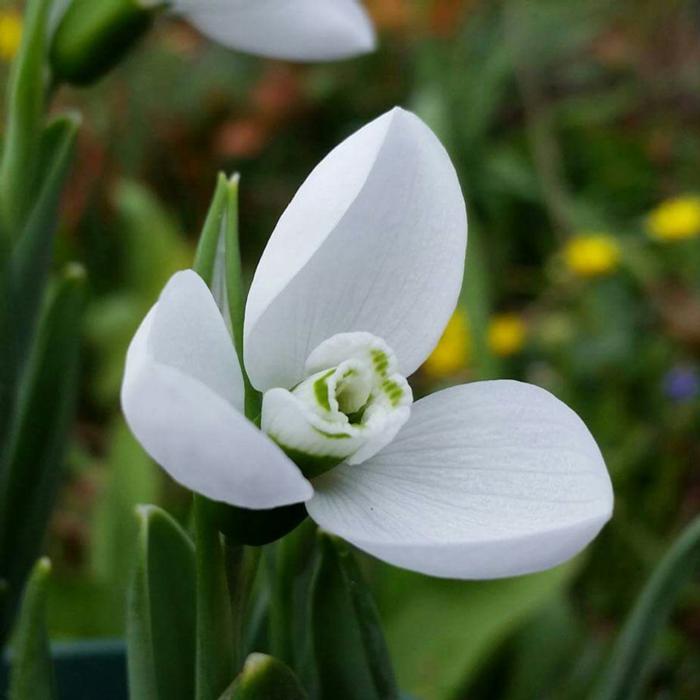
[171,0,376,61]
[51,0,376,63]
[122,108,613,579]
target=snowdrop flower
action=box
[52,0,375,63]
[173,0,376,61]
[122,108,613,579]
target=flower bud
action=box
[50,0,165,85]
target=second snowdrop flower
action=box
[51,0,375,84]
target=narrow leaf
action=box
[591,515,700,700]
[11,112,81,361]
[8,558,56,700]
[0,0,51,236]
[0,265,86,644]
[220,653,307,700]
[311,534,399,700]
[127,505,196,700]
[194,495,236,700]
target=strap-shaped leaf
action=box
[0,265,86,644]
[8,558,56,700]
[0,246,14,468]
[11,113,80,363]
[0,0,65,476]
[127,505,196,700]
[0,0,51,236]
[193,495,237,700]
[592,515,700,700]
[219,654,307,700]
[311,533,399,700]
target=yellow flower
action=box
[423,308,471,378]
[647,195,700,242]
[488,313,527,358]
[0,9,22,63]
[563,233,620,278]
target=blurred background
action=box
[1,0,699,697]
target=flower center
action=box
[260,332,413,478]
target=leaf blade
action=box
[311,534,399,700]
[127,505,196,700]
[8,558,56,700]
[0,265,86,644]
[0,0,51,236]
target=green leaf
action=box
[267,520,317,668]
[11,113,81,361]
[0,0,51,236]
[311,534,399,700]
[504,596,582,700]
[193,495,237,700]
[8,558,56,700]
[591,515,700,700]
[127,505,196,700]
[220,654,307,700]
[375,559,578,700]
[0,265,86,645]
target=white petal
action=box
[244,108,467,391]
[121,270,312,508]
[174,0,376,62]
[307,381,613,579]
[147,270,244,411]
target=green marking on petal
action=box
[312,427,353,440]
[370,349,389,376]
[381,378,404,407]
[313,369,335,412]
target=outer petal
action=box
[244,108,467,391]
[121,270,313,508]
[307,381,613,579]
[174,0,376,62]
